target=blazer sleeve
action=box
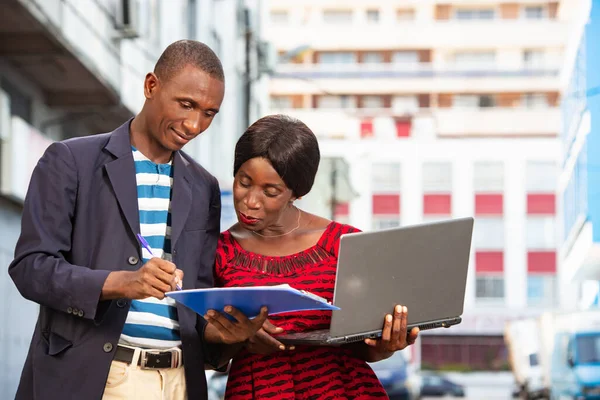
[196,176,224,368]
[8,141,111,321]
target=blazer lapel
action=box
[104,120,140,238]
[170,152,192,250]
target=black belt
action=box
[114,345,183,369]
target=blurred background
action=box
[1,0,599,399]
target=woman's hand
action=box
[245,320,295,355]
[204,306,269,345]
[364,305,419,361]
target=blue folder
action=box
[166,284,340,318]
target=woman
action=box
[206,115,419,399]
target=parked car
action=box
[370,352,420,400]
[419,373,465,397]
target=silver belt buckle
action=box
[139,348,181,369]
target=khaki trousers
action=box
[102,347,187,400]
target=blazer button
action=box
[116,299,127,308]
[77,310,84,317]
[127,256,139,265]
[72,308,79,315]
[67,307,73,314]
[103,342,113,353]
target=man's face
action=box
[144,65,225,151]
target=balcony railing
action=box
[270,106,560,139]
[274,62,561,80]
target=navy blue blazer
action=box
[9,120,221,399]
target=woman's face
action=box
[233,157,295,232]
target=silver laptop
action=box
[277,217,474,345]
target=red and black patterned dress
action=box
[214,222,388,400]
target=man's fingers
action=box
[153,259,177,274]
[262,319,283,334]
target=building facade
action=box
[0,0,267,396]
[559,0,600,309]
[266,0,573,370]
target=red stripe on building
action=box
[475,194,503,215]
[527,251,557,274]
[475,251,504,274]
[372,194,400,215]
[395,119,411,137]
[423,194,452,215]
[527,194,556,215]
[334,202,349,217]
[360,120,374,138]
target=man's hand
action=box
[101,258,183,300]
[204,306,269,345]
[245,320,293,355]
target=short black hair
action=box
[234,115,321,198]
[154,40,224,82]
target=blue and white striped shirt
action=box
[119,148,181,349]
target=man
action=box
[9,40,266,400]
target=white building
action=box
[0,0,267,396]
[266,0,572,370]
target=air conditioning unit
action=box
[115,0,140,39]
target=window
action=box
[362,52,384,63]
[526,161,557,192]
[524,50,545,69]
[474,162,504,192]
[1,78,32,123]
[372,163,401,191]
[270,10,289,24]
[523,6,545,19]
[316,95,356,109]
[397,9,415,21]
[366,9,380,22]
[455,8,495,20]
[318,52,357,64]
[270,96,292,110]
[362,96,384,109]
[323,9,353,24]
[527,275,556,306]
[392,96,419,114]
[422,162,452,192]
[372,218,401,231]
[523,94,549,109]
[476,276,504,299]
[453,95,478,108]
[453,51,496,68]
[473,218,505,249]
[392,51,419,65]
[454,95,495,108]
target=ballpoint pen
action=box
[136,233,182,291]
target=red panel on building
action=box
[334,202,349,217]
[475,251,504,274]
[527,194,556,215]
[527,251,557,274]
[475,194,503,215]
[360,120,374,138]
[395,120,412,137]
[423,194,452,215]
[372,194,400,215]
